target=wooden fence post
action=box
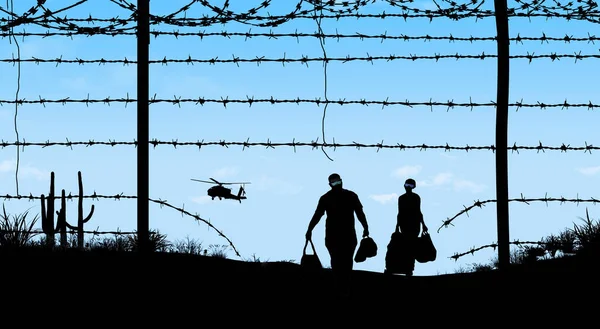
[494,0,510,270]
[137,0,150,253]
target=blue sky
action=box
[1,0,599,276]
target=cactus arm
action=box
[78,171,83,224]
[41,194,47,232]
[55,210,63,231]
[65,220,77,230]
[83,204,95,223]
[48,172,55,228]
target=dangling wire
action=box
[8,0,22,195]
[313,2,334,161]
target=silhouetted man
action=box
[396,178,428,276]
[306,173,369,296]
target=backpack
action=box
[354,236,377,263]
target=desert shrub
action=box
[172,236,204,255]
[570,207,600,253]
[128,229,172,252]
[207,244,229,259]
[0,204,40,248]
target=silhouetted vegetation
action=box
[0,204,229,257]
[2,203,599,273]
[0,204,39,248]
[456,207,600,273]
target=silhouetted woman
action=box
[396,178,428,276]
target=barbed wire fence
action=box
[1,0,599,266]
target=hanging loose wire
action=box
[7,0,21,195]
[313,2,334,161]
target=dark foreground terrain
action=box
[2,248,598,310]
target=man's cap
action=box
[404,178,416,188]
[328,173,342,186]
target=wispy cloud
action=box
[420,172,453,187]
[453,179,486,193]
[391,165,422,179]
[0,159,48,181]
[369,193,398,205]
[0,160,12,173]
[419,172,486,193]
[577,166,600,176]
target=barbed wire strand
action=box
[4,11,600,34]
[2,30,600,46]
[437,194,600,233]
[449,239,582,260]
[0,139,598,154]
[1,95,599,112]
[0,193,240,257]
[2,0,600,34]
[3,52,600,66]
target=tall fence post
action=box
[137,0,150,253]
[494,0,510,270]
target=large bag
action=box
[354,236,377,263]
[384,231,413,274]
[301,239,322,270]
[415,231,437,263]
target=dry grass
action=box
[0,204,40,248]
[1,203,599,274]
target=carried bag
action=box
[415,231,437,263]
[301,239,322,270]
[384,230,413,274]
[354,236,377,263]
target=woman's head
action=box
[404,178,416,191]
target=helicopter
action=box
[190,178,251,203]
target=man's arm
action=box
[306,196,325,240]
[354,194,369,237]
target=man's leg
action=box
[327,245,350,296]
[335,243,356,296]
[326,243,342,294]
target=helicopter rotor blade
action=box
[209,178,221,184]
[191,179,217,184]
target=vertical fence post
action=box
[137,0,150,253]
[494,0,510,270]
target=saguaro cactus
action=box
[40,172,56,247]
[55,189,68,248]
[65,171,95,249]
